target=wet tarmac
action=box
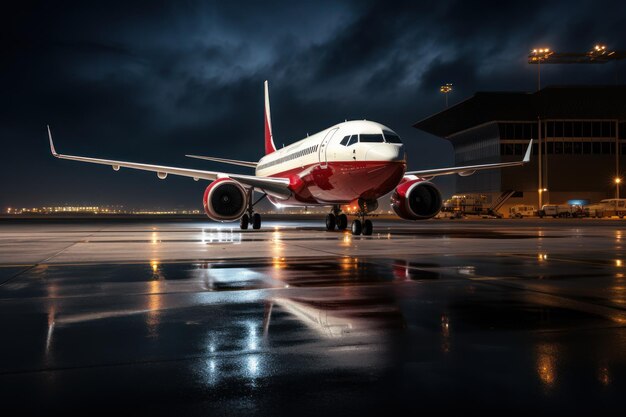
[1,217,626,415]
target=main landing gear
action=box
[325,203,374,236]
[240,191,266,230]
[350,217,373,236]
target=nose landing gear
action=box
[326,201,375,236]
[351,217,372,236]
[326,205,349,231]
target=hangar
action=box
[414,86,626,214]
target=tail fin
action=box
[264,80,277,155]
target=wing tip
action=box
[47,124,59,157]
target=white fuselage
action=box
[255,120,406,205]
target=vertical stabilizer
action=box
[264,80,277,155]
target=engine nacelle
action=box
[390,179,442,220]
[203,178,248,221]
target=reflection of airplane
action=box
[47,81,531,235]
[264,296,404,338]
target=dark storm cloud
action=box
[1,0,625,208]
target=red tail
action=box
[264,80,276,155]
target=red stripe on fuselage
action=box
[264,109,275,155]
[264,160,406,205]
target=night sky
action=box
[2,0,625,210]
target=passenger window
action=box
[347,135,358,146]
[359,134,384,143]
[340,136,350,146]
[383,131,402,144]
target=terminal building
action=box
[414,86,626,216]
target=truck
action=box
[585,199,626,218]
[509,205,536,218]
[538,204,584,218]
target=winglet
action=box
[47,125,58,157]
[523,139,533,163]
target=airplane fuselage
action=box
[256,120,406,206]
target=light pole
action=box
[530,48,552,91]
[440,83,453,108]
[616,177,622,200]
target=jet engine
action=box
[203,178,248,221]
[390,179,442,220]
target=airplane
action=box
[47,81,532,236]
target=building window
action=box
[593,142,601,154]
[554,142,563,154]
[499,122,537,139]
[564,142,572,154]
[563,122,572,138]
[554,122,563,137]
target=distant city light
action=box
[3,205,203,215]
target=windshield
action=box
[359,134,385,143]
[383,131,402,144]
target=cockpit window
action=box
[359,134,385,143]
[340,135,350,146]
[347,135,358,146]
[383,131,402,144]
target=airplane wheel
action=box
[326,213,336,231]
[336,214,348,230]
[252,213,261,230]
[362,219,373,236]
[351,219,362,235]
[240,214,249,230]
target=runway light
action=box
[617,260,623,267]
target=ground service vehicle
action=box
[585,199,626,218]
[509,205,535,218]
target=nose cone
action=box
[365,144,404,162]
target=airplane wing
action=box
[47,126,290,197]
[405,140,532,179]
[185,154,258,168]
